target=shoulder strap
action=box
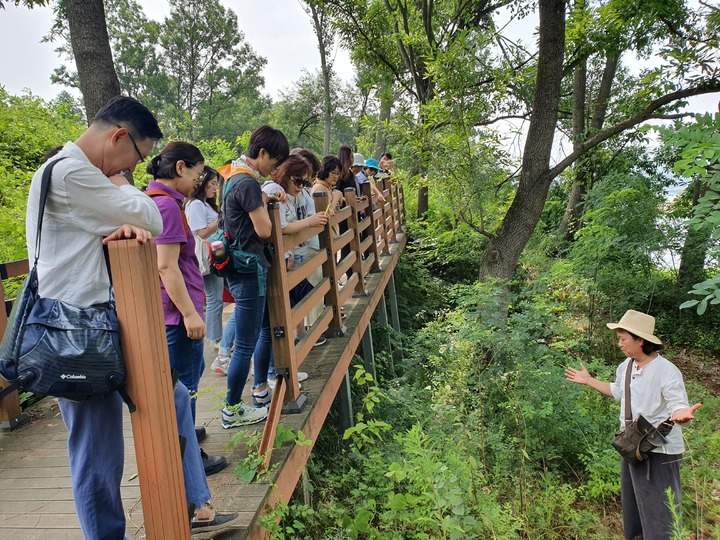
[34,157,68,267]
[222,172,254,201]
[146,189,190,236]
[623,359,633,427]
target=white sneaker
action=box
[211,356,230,375]
[221,403,267,428]
[297,371,309,382]
[268,378,303,390]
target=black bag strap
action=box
[34,157,68,267]
[622,359,633,428]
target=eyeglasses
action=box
[291,177,307,187]
[117,125,145,163]
[188,163,205,182]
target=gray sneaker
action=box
[211,356,230,375]
[221,402,267,428]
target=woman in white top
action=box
[565,310,701,540]
[184,166,223,347]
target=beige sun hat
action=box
[606,310,662,345]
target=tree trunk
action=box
[66,0,121,123]
[558,47,619,240]
[677,179,711,289]
[374,81,392,160]
[309,4,333,155]
[558,60,587,240]
[478,0,566,280]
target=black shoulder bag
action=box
[610,360,672,464]
[0,158,135,411]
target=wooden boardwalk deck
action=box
[0,232,406,540]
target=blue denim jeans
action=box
[218,310,236,357]
[225,269,268,407]
[203,273,224,342]
[254,301,273,387]
[166,324,205,423]
[58,383,210,539]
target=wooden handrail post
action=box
[314,192,346,337]
[398,184,406,224]
[0,260,32,431]
[361,183,382,273]
[343,188,367,296]
[264,203,303,405]
[378,190,391,255]
[392,184,402,234]
[107,240,190,540]
[386,185,398,243]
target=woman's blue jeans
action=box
[166,324,205,424]
[203,273,224,342]
[225,269,269,407]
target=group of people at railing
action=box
[12,94,401,537]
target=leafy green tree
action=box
[666,113,720,315]
[48,0,267,139]
[268,70,358,153]
[324,0,504,216]
[302,1,336,155]
[0,88,84,260]
[478,0,720,281]
[159,0,266,139]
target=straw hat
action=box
[606,310,662,344]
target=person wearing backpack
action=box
[220,126,290,428]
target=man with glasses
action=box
[26,96,239,538]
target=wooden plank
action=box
[286,249,326,290]
[335,250,356,279]
[290,278,330,330]
[257,375,287,473]
[295,307,333,367]
[108,240,190,540]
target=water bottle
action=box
[211,240,227,265]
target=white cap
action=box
[352,153,365,167]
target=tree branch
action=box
[544,81,720,183]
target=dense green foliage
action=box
[2,0,720,537]
[0,88,84,261]
[272,212,720,539]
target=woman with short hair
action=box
[565,310,701,540]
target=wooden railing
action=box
[257,179,405,470]
[0,259,31,430]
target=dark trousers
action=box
[621,452,682,540]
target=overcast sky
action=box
[0,0,716,120]
[0,0,355,101]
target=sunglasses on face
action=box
[291,177,307,187]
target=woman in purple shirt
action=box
[146,141,226,476]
